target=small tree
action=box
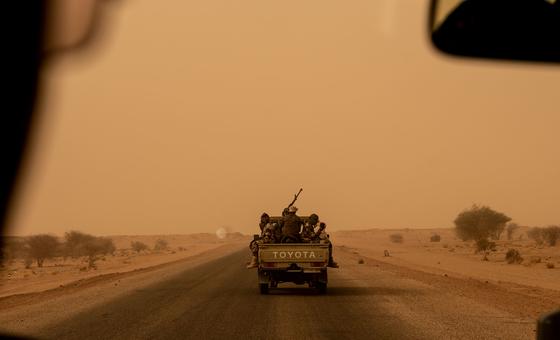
[131,241,148,252]
[63,231,116,268]
[26,234,60,267]
[82,237,116,269]
[64,231,94,258]
[543,226,560,246]
[1,237,26,264]
[153,239,169,251]
[454,205,511,242]
[430,234,441,242]
[506,223,519,241]
[527,227,544,245]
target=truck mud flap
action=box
[258,269,269,284]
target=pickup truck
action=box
[257,241,330,294]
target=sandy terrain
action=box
[0,233,249,298]
[332,227,560,292]
[1,228,559,339]
[0,245,554,339]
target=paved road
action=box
[34,249,536,340]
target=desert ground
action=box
[1,232,249,298]
[333,227,560,292]
[0,228,558,339]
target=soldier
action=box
[247,212,271,269]
[261,222,278,243]
[301,213,319,241]
[281,205,303,243]
[304,214,339,268]
[259,213,270,232]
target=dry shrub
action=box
[358,258,365,264]
[527,226,560,246]
[63,231,116,269]
[528,227,544,245]
[154,239,169,251]
[430,234,441,242]
[389,233,403,243]
[505,249,523,264]
[546,262,555,269]
[131,241,149,253]
[543,226,560,246]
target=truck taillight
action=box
[311,262,326,267]
[262,262,276,268]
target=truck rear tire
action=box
[259,283,269,294]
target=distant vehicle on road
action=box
[256,216,330,294]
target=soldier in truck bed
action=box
[280,205,303,242]
[301,213,319,241]
[247,212,272,269]
[302,213,339,268]
[259,212,270,232]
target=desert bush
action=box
[430,234,441,242]
[506,223,519,241]
[1,237,27,265]
[454,205,511,242]
[505,249,523,264]
[546,262,555,269]
[63,231,94,258]
[389,233,403,243]
[153,239,169,251]
[358,258,364,264]
[131,241,149,252]
[83,237,116,268]
[527,227,544,245]
[63,231,116,268]
[26,234,60,267]
[526,226,558,246]
[542,226,560,246]
[475,239,496,253]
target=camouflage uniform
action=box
[259,213,270,232]
[261,222,278,243]
[308,219,339,268]
[247,212,271,269]
[281,211,303,242]
[301,213,319,242]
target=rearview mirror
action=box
[429,0,560,62]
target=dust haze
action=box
[7,0,560,236]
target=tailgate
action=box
[258,244,329,264]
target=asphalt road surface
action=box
[23,248,539,340]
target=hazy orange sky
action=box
[8,0,560,236]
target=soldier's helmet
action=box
[282,208,289,216]
[261,212,270,222]
[309,213,319,224]
[288,206,298,213]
